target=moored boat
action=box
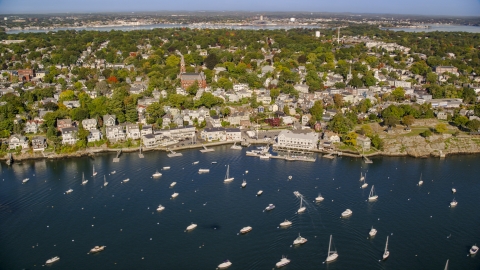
[368,185,378,201]
[275,256,290,268]
[186,223,197,231]
[383,236,390,260]
[152,170,162,177]
[198,168,210,173]
[46,256,60,264]
[170,182,177,187]
[450,198,458,207]
[265,204,275,211]
[65,189,73,194]
[217,260,232,269]
[240,226,252,234]
[257,190,263,196]
[241,180,247,188]
[122,178,130,183]
[163,166,171,170]
[22,178,29,183]
[325,235,338,262]
[171,192,179,199]
[280,219,292,227]
[470,244,479,255]
[192,161,199,165]
[157,204,165,212]
[341,209,352,218]
[224,165,234,182]
[88,245,106,254]
[293,233,307,245]
[315,193,324,202]
[369,226,377,237]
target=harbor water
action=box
[1,145,480,269]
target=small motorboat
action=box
[470,244,479,255]
[279,219,292,227]
[171,192,179,199]
[369,226,377,237]
[88,245,106,254]
[186,223,197,231]
[265,204,275,211]
[452,188,456,193]
[46,256,60,264]
[275,256,290,268]
[218,260,232,269]
[192,161,199,165]
[157,204,165,212]
[111,171,116,174]
[315,194,324,202]
[293,234,307,245]
[211,161,217,164]
[241,180,247,188]
[341,209,353,218]
[163,166,171,170]
[152,170,162,177]
[122,178,130,183]
[288,175,292,180]
[240,226,252,234]
[65,189,73,194]
[257,190,263,196]
[198,169,210,173]
[170,182,177,187]
[450,198,458,207]
[22,178,29,183]
[361,183,368,189]
[245,170,249,174]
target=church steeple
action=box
[180,54,186,74]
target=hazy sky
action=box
[0,0,479,16]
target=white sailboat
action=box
[368,185,378,201]
[315,193,324,202]
[298,196,306,213]
[241,180,247,188]
[450,198,458,207]
[293,233,308,245]
[326,235,338,262]
[275,256,291,268]
[382,236,390,260]
[369,226,377,237]
[81,173,88,185]
[360,172,365,181]
[152,170,162,177]
[418,173,424,186]
[103,175,108,187]
[93,165,97,176]
[224,165,234,182]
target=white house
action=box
[125,123,141,140]
[201,127,226,142]
[31,136,47,151]
[82,118,97,131]
[106,125,126,142]
[225,128,242,141]
[9,134,29,150]
[87,129,102,142]
[103,115,116,127]
[323,131,341,143]
[276,130,319,150]
[62,127,78,145]
[24,120,42,133]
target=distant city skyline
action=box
[0,0,479,16]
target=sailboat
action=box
[315,193,324,202]
[81,173,88,185]
[382,236,390,260]
[92,165,97,176]
[224,165,234,182]
[103,175,108,187]
[326,235,338,262]
[361,173,368,188]
[241,180,247,188]
[444,259,449,270]
[298,196,306,213]
[368,185,378,201]
[418,173,424,186]
[360,172,365,181]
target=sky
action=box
[0,0,479,16]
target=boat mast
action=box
[328,235,332,255]
[385,236,389,253]
[444,259,449,270]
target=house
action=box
[141,125,153,136]
[125,123,141,140]
[63,100,81,109]
[436,111,448,120]
[201,127,226,142]
[62,127,78,145]
[106,125,126,142]
[209,116,222,128]
[356,135,371,151]
[24,120,42,133]
[32,136,47,151]
[87,129,102,143]
[323,131,341,143]
[226,112,250,126]
[142,134,157,148]
[9,134,29,150]
[82,118,97,131]
[435,66,458,75]
[103,115,116,127]
[301,114,311,126]
[225,128,242,141]
[57,118,72,131]
[168,126,195,140]
[276,130,319,150]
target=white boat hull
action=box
[326,253,338,262]
[368,195,378,201]
[298,207,306,213]
[224,177,234,182]
[383,251,390,260]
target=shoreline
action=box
[5,138,480,164]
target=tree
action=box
[146,102,165,124]
[309,100,324,120]
[402,115,415,127]
[467,119,480,131]
[370,134,383,150]
[435,123,448,134]
[333,94,343,108]
[329,114,354,134]
[421,129,432,137]
[343,132,357,146]
[165,55,180,68]
[384,115,399,127]
[360,124,373,137]
[283,105,290,115]
[205,53,219,70]
[186,81,199,95]
[391,87,405,101]
[453,115,469,127]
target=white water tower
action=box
[315,31,320,38]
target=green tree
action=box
[467,119,480,131]
[283,105,290,115]
[391,87,405,101]
[402,115,415,127]
[435,123,448,134]
[309,100,324,120]
[205,53,219,70]
[146,102,165,124]
[329,114,354,134]
[343,132,357,146]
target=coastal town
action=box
[1,20,480,162]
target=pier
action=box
[200,144,214,153]
[138,145,144,158]
[6,153,12,165]
[363,155,373,164]
[113,149,122,162]
[167,149,183,157]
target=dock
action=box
[113,149,122,162]
[270,155,316,162]
[167,149,183,157]
[362,155,373,164]
[6,153,12,165]
[241,141,251,147]
[200,144,214,153]
[138,145,144,158]
[323,153,335,159]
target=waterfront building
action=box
[201,127,226,142]
[103,115,116,127]
[24,120,42,133]
[276,130,319,150]
[61,127,78,145]
[87,129,102,143]
[82,118,97,131]
[125,123,141,140]
[225,128,242,141]
[106,125,126,142]
[56,118,72,131]
[31,136,47,151]
[356,135,371,151]
[8,134,29,150]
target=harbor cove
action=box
[2,146,480,269]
